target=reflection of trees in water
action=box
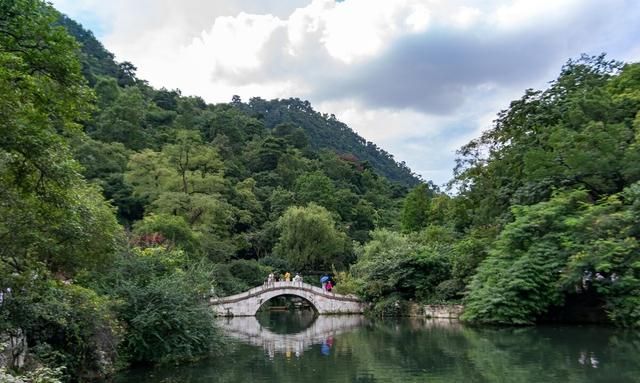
[313,318,640,383]
[341,318,640,383]
[256,309,317,334]
[116,318,640,382]
[462,326,640,383]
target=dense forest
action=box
[1,1,639,382]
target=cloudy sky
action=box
[52,0,640,186]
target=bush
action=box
[88,248,222,365]
[258,256,291,274]
[332,269,358,295]
[462,191,585,324]
[350,230,454,303]
[212,259,272,296]
[0,367,64,383]
[2,279,119,381]
[116,274,219,365]
[433,279,465,302]
[368,295,410,317]
[133,214,199,252]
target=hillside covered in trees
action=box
[1,1,640,382]
[1,2,416,381]
[59,15,421,188]
[231,97,420,186]
[345,54,640,327]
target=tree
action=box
[91,86,149,149]
[453,56,636,228]
[116,60,138,86]
[401,184,433,232]
[462,190,588,325]
[133,214,199,252]
[126,131,237,259]
[274,204,349,270]
[350,229,454,306]
[248,136,288,172]
[56,14,120,85]
[272,123,309,149]
[0,0,120,274]
[294,171,337,211]
[463,184,640,326]
[89,248,222,365]
[0,1,121,378]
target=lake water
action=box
[115,312,640,382]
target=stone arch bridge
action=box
[209,281,365,316]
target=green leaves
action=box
[0,0,120,275]
[463,185,640,326]
[454,56,639,227]
[350,229,455,304]
[401,184,433,232]
[99,249,221,365]
[0,3,125,378]
[274,203,349,270]
[462,190,587,324]
[445,56,640,326]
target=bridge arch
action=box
[256,293,317,314]
[210,281,365,317]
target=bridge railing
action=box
[209,281,360,304]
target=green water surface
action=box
[115,312,640,382]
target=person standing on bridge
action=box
[326,280,333,292]
[284,271,291,282]
[320,274,330,291]
[293,273,302,285]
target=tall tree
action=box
[401,184,433,232]
[0,2,121,378]
[274,204,349,270]
[0,0,119,275]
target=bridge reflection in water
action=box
[217,314,366,357]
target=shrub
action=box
[116,273,219,365]
[212,259,272,296]
[0,367,64,383]
[88,249,222,365]
[368,295,410,317]
[2,280,119,381]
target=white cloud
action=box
[450,6,482,29]
[51,0,640,185]
[201,13,285,73]
[491,0,580,29]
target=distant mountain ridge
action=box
[59,16,422,187]
[232,97,421,186]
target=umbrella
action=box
[320,276,330,283]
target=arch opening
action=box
[256,293,318,316]
[256,294,318,334]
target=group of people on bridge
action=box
[263,272,337,293]
[265,272,303,286]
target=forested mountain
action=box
[60,16,420,187]
[2,2,639,382]
[57,14,411,256]
[232,97,420,186]
[1,4,417,381]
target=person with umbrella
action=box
[320,275,330,291]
